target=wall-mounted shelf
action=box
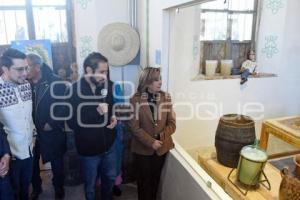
[191,73,277,81]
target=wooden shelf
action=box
[192,73,277,81]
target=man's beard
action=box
[90,76,106,88]
[90,76,99,86]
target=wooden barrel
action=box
[215,114,256,168]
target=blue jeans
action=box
[115,123,124,177]
[80,141,118,200]
[0,175,14,200]
[241,69,251,79]
[10,157,33,200]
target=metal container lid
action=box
[240,146,268,162]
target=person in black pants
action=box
[128,67,176,200]
[26,54,67,200]
[0,123,13,200]
[67,52,118,200]
[1,48,35,200]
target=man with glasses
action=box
[0,48,35,200]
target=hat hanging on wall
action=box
[97,22,140,66]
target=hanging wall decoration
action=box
[77,0,92,10]
[79,36,93,58]
[262,35,279,58]
[266,0,284,14]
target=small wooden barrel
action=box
[215,114,256,168]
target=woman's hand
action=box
[152,140,163,150]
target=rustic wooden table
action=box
[260,116,300,151]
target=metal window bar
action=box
[58,10,64,42]
[2,11,8,44]
[14,11,17,37]
[0,6,26,10]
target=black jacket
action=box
[31,64,67,162]
[67,77,116,156]
[0,123,10,157]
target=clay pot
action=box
[294,155,300,176]
[279,167,300,200]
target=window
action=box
[200,0,256,41]
[0,0,69,45]
[0,10,29,44]
[32,0,68,42]
[0,0,28,44]
[198,0,259,77]
[200,12,228,40]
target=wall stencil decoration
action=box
[193,41,199,60]
[77,0,92,10]
[262,35,279,58]
[266,0,284,14]
[79,36,93,58]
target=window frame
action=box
[0,0,72,45]
[199,0,258,43]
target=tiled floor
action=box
[38,171,138,200]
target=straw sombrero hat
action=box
[97,22,140,66]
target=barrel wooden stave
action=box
[215,114,256,168]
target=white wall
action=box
[73,0,300,151]
[137,0,209,67]
[139,0,300,152]
[73,0,140,96]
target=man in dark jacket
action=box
[67,52,118,200]
[0,123,13,199]
[26,54,67,200]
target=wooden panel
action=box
[51,43,76,74]
[232,43,252,70]
[200,41,252,75]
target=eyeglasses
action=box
[11,66,29,73]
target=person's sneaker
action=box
[113,185,122,196]
[30,188,43,200]
[240,78,248,85]
[55,187,65,200]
